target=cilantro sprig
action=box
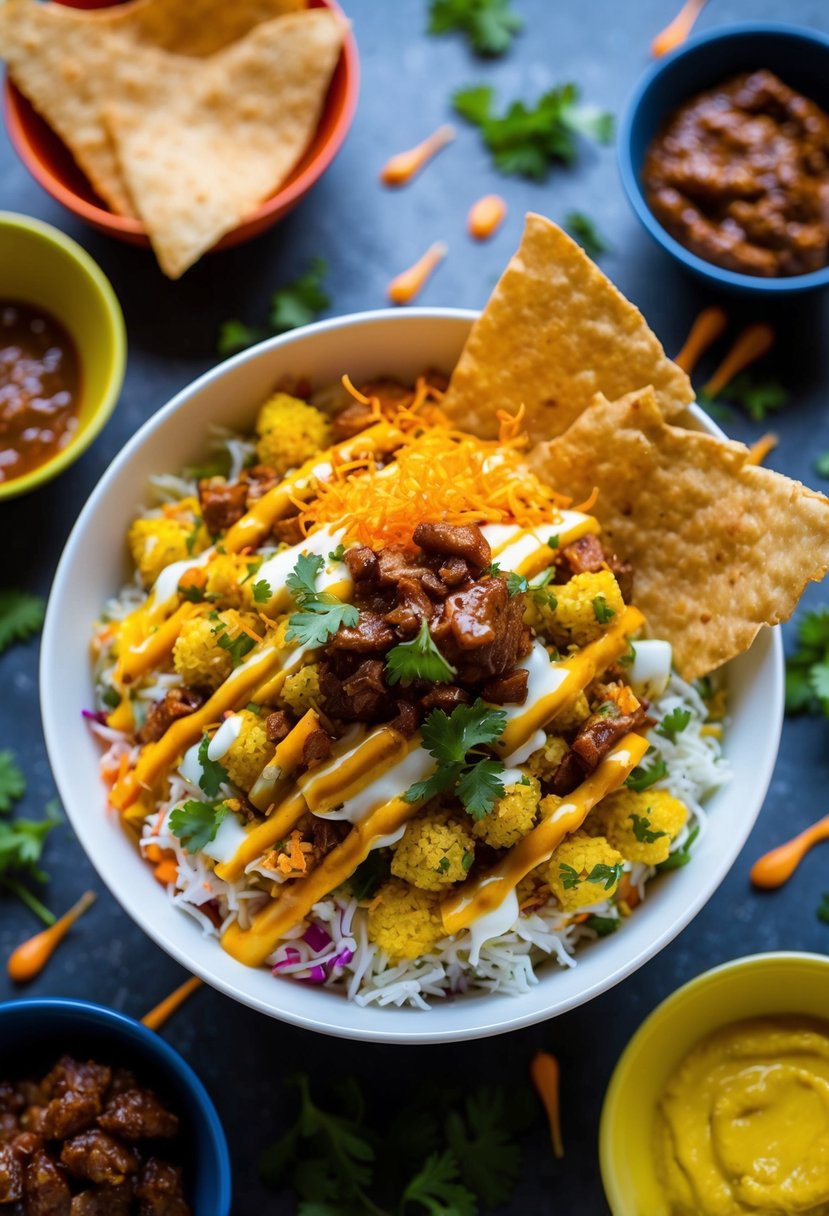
[427,0,522,56]
[629,813,668,845]
[701,373,790,423]
[656,707,692,743]
[0,752,60,925]
[657,823,700,872]
[817,892,829,926]
[0,750,26,813]
[565,211,609,259]
[625,753,668,792]
[285,552,359,649]
[559,861,622,891]
[0,590,46,654]
[197,733,229,797]
[218,258,331,356]
[386,619,456,687]
[785,608,829,716]
[168,798,228,852]
[404,700,507,821]
[453,83,613,180]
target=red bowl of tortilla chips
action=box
[2,0,358,277]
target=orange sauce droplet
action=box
[7,890,96,984]
[380,124,455,186]
[750,814,829,889]
[387,241,447,305]
[702,322,775,400]
[142,975,203,1031]
[468,194,507,240]
[651,0,708,57]
[674,305,728,374]
[531,1051,564,1159]
[746,432,778,467]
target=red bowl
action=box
[3,0,359,253]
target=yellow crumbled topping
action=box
[279,663,321,717]
[554,692,591,732]
[173,609,262,690]
[543,829,623,911]
[204,554,247,609]
[525,735,570,783]
[390,807,475,891]
[473,776,541,849]
[584,788,688,865]
[528,570,625,649]
[255,392,330,476]
[366,879,445,960]
[128,515,203,588]
[224,709,273,792]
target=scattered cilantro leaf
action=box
[270,259,331,334]
[329,543,346,562]
[287,552,325,598]
[218,630,256,667]
[629,813,668,845]
[785,608,829,716]
[592,595,615,624]
[456,757,507,821]
[818,892,829,926]
[169,798,228,853]
[585,914,620,937]
[718,372,790,423]
[185,521,202,556]
[505,572,528,597]
[546,534,560,549]
[101,686,121,710]
[197,733,229,797]
[386,619,457,687]
[445,1087,521,1206]
[177,582,205,603]
[619,639,636,667]
[559,862,581,890]
[656,707,692,742]
[285,552,359,648]
[657,824,700,871]
[405,700,507,820]
[0,799,61,924]
[0,590,46,654]
[461,851,474,873]
[565,210,609,259]
[402,1150,476,1215]
[587,862,623,890]
[252,579,272,604]
[217,319,266,357]
[420,699,508,761]
[481,562,501,577]
[815,452,829,479]
[452,82,614,180]
[625,755,668,792]
[428,0,522,55]
[240,558,264,586]
[0,751,26,813]
[437,856,451,874]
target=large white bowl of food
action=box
[42,215,829,1043]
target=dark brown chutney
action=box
[0,301,81,483]
[643,70,829,277]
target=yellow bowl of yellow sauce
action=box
[600,952,829,1216]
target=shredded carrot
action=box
[750,814,829,889]
[387,241,447,305]
[8,891,97,984]
[702,323,775,400]
[572,486,599,513]
[154,860,179,886]
[651,0,708,57]
[142,975,203,1031]
[531,1052,564,1159]
[674,305,728,374]
[747,432,778,466]
[468,194,507,240]
[380,124,455,186]
[616,873,642,912]
[341,374,374,407]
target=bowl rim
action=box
[0,995,232,1213]
[618,21,829,294]
[0,210,126,500]
[598,950,829,1214]
[40,306,785,1043]
[2,0,360,243]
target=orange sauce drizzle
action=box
[531,1052,564,1158]
[750,814,829,889]
[142,975,203,1031]
[702,323,775,400]
[651,0,708,57]
[7,891,96,983]
[380,124,455,186]
[674,305,728,374]
[387,242,447,305]
[468,194,507,240]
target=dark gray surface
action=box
[2,2,829,1212]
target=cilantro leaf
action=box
[428,0,522,56]
[810,661,829,708]
[405,763,462,807]
[217,319,266,357]
[629,813,668,845]
[218,630,256,667]
[585,913,620,937]
[625,756,668,792]
[785,608,829,716]
[453,82,613,180]
[329,543,346,562]
[481,561,501,577]
[587,861,623,890]
[657,823,700,871]
[269,259,331,334]
[285,551,359,648]
[252,579,272,604]
[197,733,229,797]
[719,372,789,423]
[818,892,829,926]
[386,619,457,687]
[168,798,228,852]
[592,594,615,624]
[0,590,46,654]
[445,1087,521,1206]
[420,699,507,763]
[656,707,692,743]
[0,750,26,813]
[287,552,325,598]
[505,572,528,597]
[348,853,391,901]
[401,1150,477,1216]
[815,452,829,479]
[0,800,61,924]
[565,210,609,259]
[406,700,507,819]
[455,758,506,821]
[559,862,581,890]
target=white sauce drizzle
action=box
[254,527,351,613]
[466,885,520,965]
[502,728,546,767]
[498,642,568,731]
[178,742,203,788]
[207,714,243,761]
[317,746,433,825]
[628,639,672,701]
[150,547,214,612]
[202,812,248,863]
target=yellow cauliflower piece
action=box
[255,393,330,476]
[473,776,540,849]
[525,735,569,783]
[173,609,261,690]
[128,517,194,588]
[204,554,247,609]
[584,788,688,865]
[366,879,445,960]
[279,663,321,716]
[555,692,591,732]
[391,808,475,891]
[544,830,623,911]
[223,709,273,791]
[533,570,625,649]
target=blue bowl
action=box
[0,998,232,1216]
[618,23,829,295]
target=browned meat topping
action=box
[271,514,305,547]
[265,710,292,743]
[61,1131,139,1186]
[432,580,530,682]
[320,657,388,722]
[301,727,333,768]
[330,399,378,443]
[561,533,605,575]
[480,668,529,706]
[420,685,471,712]
[570,703,649,771]
[344,545,378,582]
[0,1141,23,1202]
[605,553,634,603]
[135,1157,189,1216]
[137,688,205,745]
[328,610,396,652]
[383,576,434,637]
[197,476,248,536]
[412,521,492,571]
[98,1091,178,1142]
[310,817,350,856]
[70,1180,134,1215]
[23,1149,71,1216]
[244,464,281,505]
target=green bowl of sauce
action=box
[0,212,126,498]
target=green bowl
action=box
[0,212,126,499]
[599,952,829,1215]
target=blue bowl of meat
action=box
[0,997,231,1215]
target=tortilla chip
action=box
[442,214,693,444]
[103,10,344,278]
[82,0,306,57]
[530,387,829,679]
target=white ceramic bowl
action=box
[40,309,784,1044]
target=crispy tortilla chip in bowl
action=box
[2,0,358,272]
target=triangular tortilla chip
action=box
[86,0,306,56]
[442,214,693,444]
[103,10,344,278]
[530,387,829,679]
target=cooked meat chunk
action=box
[43,1059,111,1104]
[70,1181,134,1216]
[571,703,648,771]
[271,515,304,546]
[561,533,605,575]
[301,727,332,768]
[320,658,390,722]
[548,750,586,796]
[606,553,634,602]
[413,522,491,571]
[420,685,470,712]
[265,710,292,743]
[41,1059,112,1141]
[330,400,377,442]
[376,547,444,597]
[98,1089,179,1142]
[60,1130,139,1186]
[433,578,530,681]
[138,687,204,745]
[0,1084,22,1115]
[135,1157,190,1216]
[310,817,350,855]
[10,1133,41,1159]
[21,1106,47,1136]
[106,1070,138,1099]
[384,577,434,637]
[0,1142,22,1202]
[0,1113,18,1142]
[344,545,378,582]
[480,668,529,705]
[329,611,395,652]
[437,555,469,588]
[244,464,280,505]
[23,1149,71,1216]
[197,476,248,535]
[388,700,419,737]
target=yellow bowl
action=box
[0,212,126,499]
[599,952,829,1215]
